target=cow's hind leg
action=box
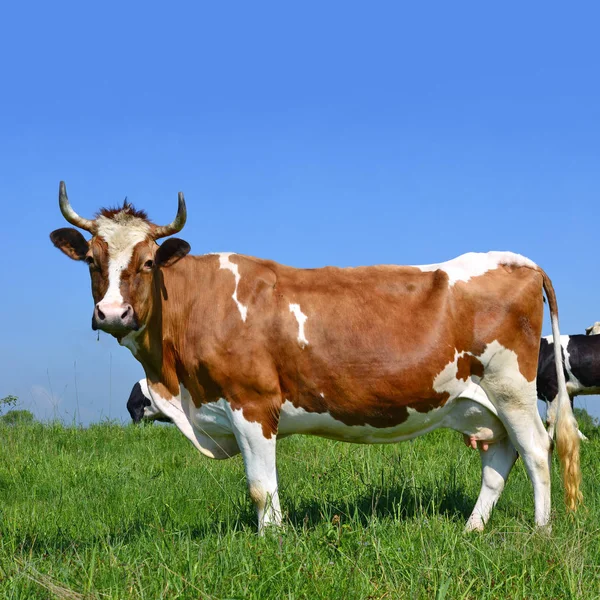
[229,409,282,533]
[465,436,518,531]
[481,377,552,528]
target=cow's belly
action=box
[278,383,506,444]
[278,399,451,443]
[179,382,506,454]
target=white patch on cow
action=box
[180,389,241,459]
[434,341,530,395]
[137,378,166,421]
[433,351,477,401]
[415,251,537,287]
[187,397,235,439]
[217,252,248,322]
[560,335,585,395]
[96,214,151,305]
[319,392,325,398]
[277,390,501,444]
[586,322,600,335]
[146,384,237,459]
[119,325,146,355]
[226,406,281,530]
[289,303,309,348]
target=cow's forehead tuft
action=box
[96,214,151,255]
[96,204,149,221]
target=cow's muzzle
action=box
[92,302,138,335]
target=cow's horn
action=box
[58,181,97,233]
[153,192,187,239]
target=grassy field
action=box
[0,420,599,599]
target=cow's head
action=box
[586,322,600,336]
[127,379,172,423]
[50,182,191,340]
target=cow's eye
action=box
[85,256,95,266]
[144,259,154,269]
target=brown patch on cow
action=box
[87,237,110,305]
[471,356,485,379]
[147,380,175,401]
[456,355,485,381]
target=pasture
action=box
[1,420,599,599]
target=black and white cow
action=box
[126,379,172,424]
[538,333,600,439]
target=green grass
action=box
[0,422,599,599]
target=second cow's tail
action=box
[541,269,582,511]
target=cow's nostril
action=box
[97,308,105,320]
[121,306,131,319]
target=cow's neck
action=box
[123,256,211,398]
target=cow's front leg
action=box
[229,409,281,533]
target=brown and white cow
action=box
[50,182,581,532]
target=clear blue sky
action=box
[1,2,599,424]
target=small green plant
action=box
[574,406,600,437]
[0,395,17,416]
[0,409,35,426]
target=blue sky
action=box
[1,2,599,424]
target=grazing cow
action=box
[538,334,600,438]
[127,378,172,423]
[50,181,581,532]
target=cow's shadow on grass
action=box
[189,478,476,536]
[183,473,477,535]
[134,480,476,538]
[281,480,475,531]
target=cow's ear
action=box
[155,238,191,267]
[50,228,89,261]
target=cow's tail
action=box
[541,269,582,511]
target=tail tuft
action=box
[556,410,583,510]
[541,268,583,511]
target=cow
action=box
[585,322,600,336]
[50,181,581,532]
[127,378,172,423]
[538,334,600,439]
